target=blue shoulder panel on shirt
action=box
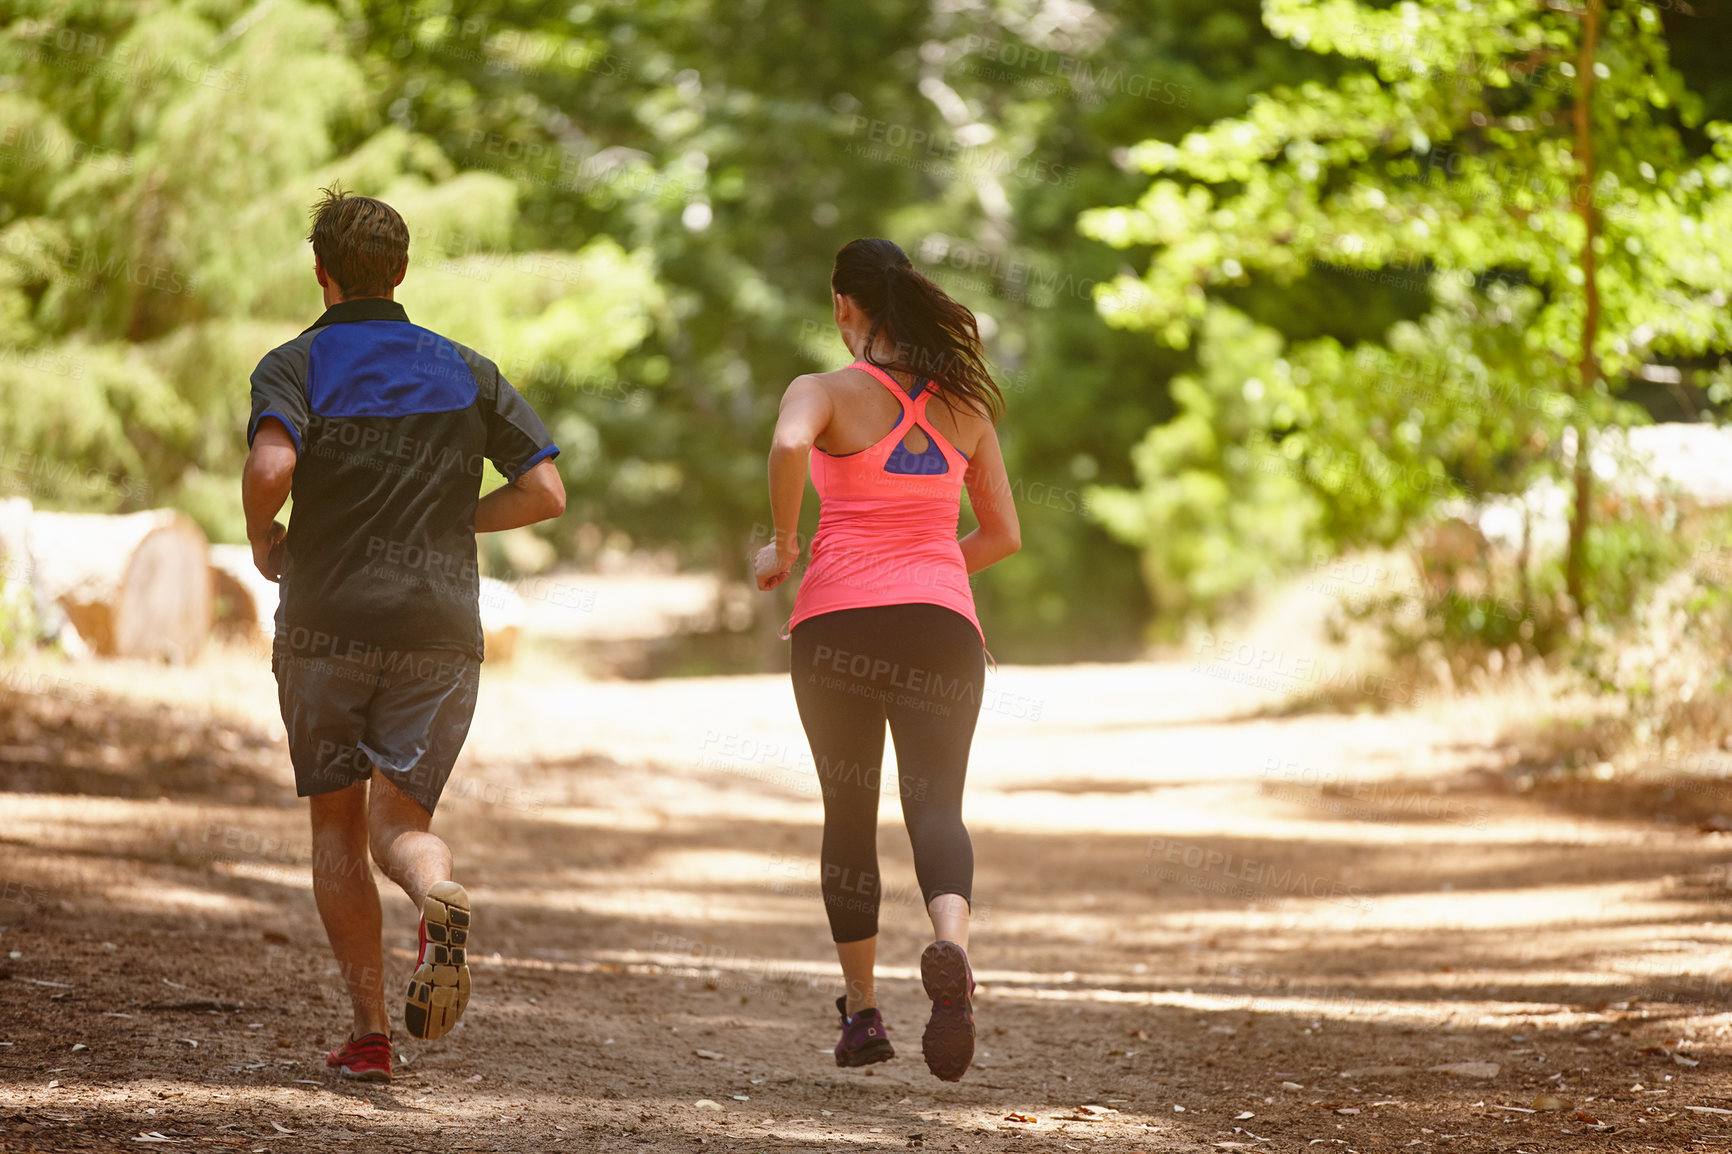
[308,322,478,417]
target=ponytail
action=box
[831,238,1005,422]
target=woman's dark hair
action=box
[831,238,1004,422]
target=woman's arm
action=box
[755,375,833,591]
[959,424,1022,574]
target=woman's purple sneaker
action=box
[833,995,895,1067]
[920,941,975,1081]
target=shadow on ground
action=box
[5,678,1732,1152]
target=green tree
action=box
[1,0,1364,660]
[348,0,1358,660]
[0,1,658,538]
[1083,0,1732,626]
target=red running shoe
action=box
[325,1032,392,1082]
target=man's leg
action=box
[367,766,452,909]
[367,765,472,1040]
[309,781,391,1040]
[360,652,478,1040]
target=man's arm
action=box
[469,349,563,532]
[475,458,565,533]
[243,418,297,581]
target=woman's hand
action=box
[755,542,797,591]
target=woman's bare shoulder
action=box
[789,365,881,398]
[934,388,999,429]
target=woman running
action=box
[754,238,1021,1081]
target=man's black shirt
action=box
[248,298,557,661]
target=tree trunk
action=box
[1565,0,1602,616]
[29,509,212,661]
[1517,497,1533,623]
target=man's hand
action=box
[252,521,288,582]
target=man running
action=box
[242,187,565,1081]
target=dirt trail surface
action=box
[4,646,1732,1153]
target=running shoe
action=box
[404,880,471,1040]
[833,995,895,1068]
[325,1032,392,1081]
[919,940,975,1081]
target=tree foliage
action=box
[4,0,1730,661]
[1083,0,1732,628]
[0,1,659,534]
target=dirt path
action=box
[4,646,1732,1153]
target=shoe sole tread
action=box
[920,942,974,1082]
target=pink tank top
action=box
[787,361,982,640]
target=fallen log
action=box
[28,509,212,661]
[209,543,276,644]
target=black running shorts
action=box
[273,643,480,815]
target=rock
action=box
[1428,1062,1499,1078]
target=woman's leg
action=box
[884,606,984,947]
[927,893,970,951]
[883,605,985,1081]
[791,612,890,1013]
[835,937,877,1015]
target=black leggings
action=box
[790,604,984,943]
